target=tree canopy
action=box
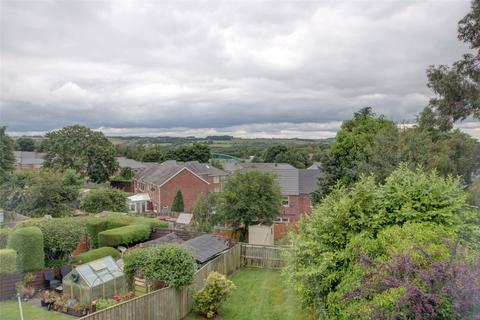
[80,188,127,213]
[42,125,117,183]
[0,127,15,182]
[15,136,36,151]
[222,170,282,238]
[420,0,480,129]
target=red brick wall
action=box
[280,194,312,222]
[159,169,210,212]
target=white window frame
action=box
[282,196,290,207]
[213,176,220,183]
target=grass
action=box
[185,268,307,320]
[0,300,72,320]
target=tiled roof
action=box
[116,157,153,170]
[234,162,321,196]
[134,160,227,186]
[14,151,45,165]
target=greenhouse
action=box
[63,256,126,304]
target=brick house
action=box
[133,160,228,213]
[227,163,321,222]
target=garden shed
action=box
[62,256,126,304]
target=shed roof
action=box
[184,234,228,264]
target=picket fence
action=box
[80,243,284,320]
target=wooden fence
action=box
[79,245,241,320]
[240,243,285,269]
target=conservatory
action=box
[62,256,126,304]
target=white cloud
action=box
[0,0,475,138]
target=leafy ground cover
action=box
[185,268,308,320]
[0,300,72,320]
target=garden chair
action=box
[44,270,61,289]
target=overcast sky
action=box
[1,0,478,138]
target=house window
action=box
[213,176,220,183]
[274,217,290,224]
[129,203,136,212]
[214,187,220,193]
[140,184,144,191]
[282,196,289,207]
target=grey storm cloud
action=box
[0,0,477,138]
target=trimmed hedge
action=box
[98,224,151,247]
[7,227,45,272]
[88,216,167,248]
[0,249,17,274]
[0,228,12,249]
[86,219,128,248]
[72,247,120,264]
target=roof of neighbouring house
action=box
[233,162,321,196]
[184,234,229,264]
[116,157,153,170]
[134,160,228,186]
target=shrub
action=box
[0,228,12,249]
[7,227,45,272]
[72,247,120,265]
[0,249,17,274]
[18,218,84,262]
[143,245,196,288]
[95,298,117,311]
[123,249,148,290]
[193,272,236,318]
[81,188,127,214]
[98,224,150,247]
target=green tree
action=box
[420,0,480,129]
[142,146,164,162]
[81,188,127,213]
[171,190,185,212]
[274,148,311,169]
[42,125,118,183]
[174,143,211,163]
[15,136,36,151]
[263,145,288,163]
[192,193,224,232]
[222,170,282,239]
[0,127,15,182]
[119,166,134,180]
[285,165,479,316]
[209,159,224,170]
[0,170,81,217]
[315,107,397,199]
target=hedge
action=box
[18,218,84,262]
[7,227,45,272]
[86,219,128,249]
[0,249,17,274]
[72,247,120,265]
[98,224,151,247]
[87,216,167,248]
[0,228,12,249]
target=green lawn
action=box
[185,268,308,320]
[0,300,72,320]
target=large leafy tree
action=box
[192,193,224,232]
[0,169,81,217]
[315,107,397,199]
[420,0,480,129]
[42,125,117,183]
[0,127,16,182]
[15,136,36,151]
[222,170,282,239]
[286,165,480,318]
[81,187,127,213]
[174,143,211,163]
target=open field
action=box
[185,268,309,320]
